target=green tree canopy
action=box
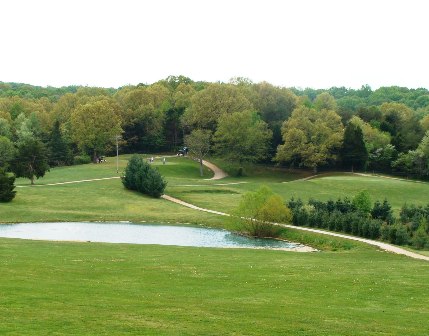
[275,106,343,171]
[0,136,16,169]
[349,116,391,152]
[71,98,122,160]
[182,83,253,130]
[213,111,272,163]
[341,122,368,171]
[0,117,11,138]
[48,120,72,166]
[380,102,424,152]
[12,138,50,184]
[314,92,337,111]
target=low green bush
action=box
[122,155,167,198]
[73,154,92,165]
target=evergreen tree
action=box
[371,199,394,223]
[341,122,368,171]
[122,155,167,198]
[0,168,16,202]
[49,121,72,166]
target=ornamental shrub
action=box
[371,199,394,223]
[353,190,372,214]
[122,155,167,198]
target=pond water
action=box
[0,222,301,250]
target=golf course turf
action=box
[1,155,428,335]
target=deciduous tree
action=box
[184,129,212,176]
[275,106,343,171]
[0,136,15,169]
[233,186,292,238]
[71,98,122,161]
[182,83,253,130]
[213,111,272,163]
[12,138,50,184]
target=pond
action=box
[0,222,305,250]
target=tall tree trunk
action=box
[29,163,34,185]
[199,158,204,177]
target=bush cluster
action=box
[288,196,429,249]
[73,154,92,165]
[122,155,167,198]
[289,197,383,240]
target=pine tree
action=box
[121,155,167,198]
[0,168,16,202]
[49,121,72,166]
[341,122,368,171]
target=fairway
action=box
[168,172,429,215]
[0,239,428,335]
[1,156,429,335]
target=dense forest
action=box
[1,76,429,180]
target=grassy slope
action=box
[3,156,223,226]
[168,172,429,215]
[1,156,429,335]
[0,239,428,336]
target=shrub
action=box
[400,203,429,223]
[335,197,355,213]
[288,197,304,211]
[371,199,394,223]
[122,155,167,198]
[234,186,292,238]
[394,225,409,245]
[73,154,92,165]
[412,223,429,249]
[0,169,16,202]
[381,223,410,245]
[353,190,372,214]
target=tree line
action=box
[1,76,429,183]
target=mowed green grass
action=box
[4,155,223,226]
[0,238,428,335]
[1,156,429,335]
[169,173,429,215]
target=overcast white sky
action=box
[1,0,428,89]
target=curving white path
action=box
[202,160,228,180]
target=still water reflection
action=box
[0,222,300,249]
